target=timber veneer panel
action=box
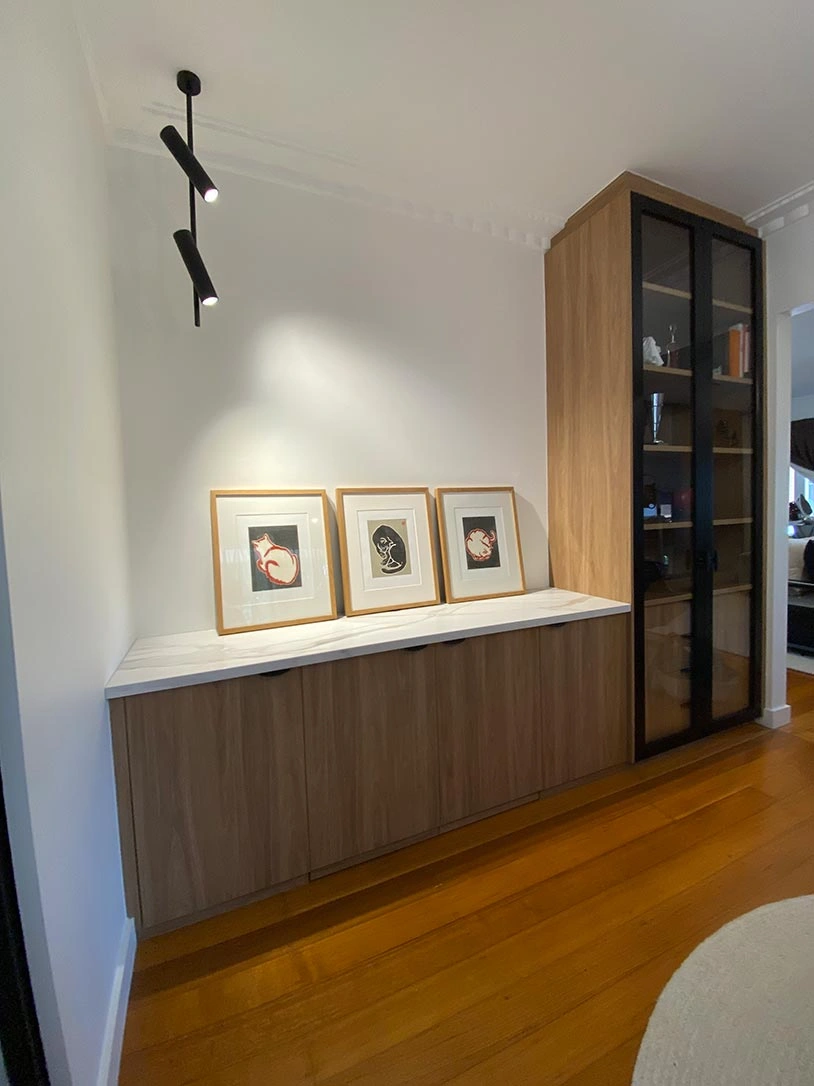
[302,648,439,870]
[545,192,633,604]
[126,672,309,930]
[540,614,630,788]
[436,629,542,824]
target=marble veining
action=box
[105,588,630,699]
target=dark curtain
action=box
[791,419,814,472]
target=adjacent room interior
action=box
[3,1,814,1083]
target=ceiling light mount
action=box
[160,68,219,326]
[176,70,202,97]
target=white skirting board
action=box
[761,704,792,729]
[96,918,136,1086]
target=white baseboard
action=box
[760,704,792,729]
[96,917,136,1086]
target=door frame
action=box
[0,761,50,1085]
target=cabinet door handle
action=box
[442,638,466,647]
[259,668,291,678]
[548,622,566,629]
[403,644,430,653]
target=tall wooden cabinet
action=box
[546,172,763,759]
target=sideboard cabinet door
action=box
[436,629,543,825]
[302,648,439,871]
[126,672,309,930]
[539,614,630,789]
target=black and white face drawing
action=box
[367,519,412,578]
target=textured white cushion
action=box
[789,538,808,581]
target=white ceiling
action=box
[76,0,814,238]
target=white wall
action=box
[791,392,814,420]
[765,217,814,723]
[0,0,133,1082]
[108,148,548,637]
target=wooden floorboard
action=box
[120,680,814,1085]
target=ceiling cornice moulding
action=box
[745,179,814,237]
[111,113,563,251]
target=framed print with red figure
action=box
[210,490,337,634]
[436,486,526,603]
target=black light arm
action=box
[160,125,218,204]
[173,230,218,306]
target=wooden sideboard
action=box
[110,613,630,935]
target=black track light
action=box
[161,69,219,327]
[160,125,218,204]
[173,230,218,307]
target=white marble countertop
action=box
[105,588,630,699]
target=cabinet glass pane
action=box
[641,213,693,743]
[644,601,691,744]
[642,216,692,374]
[711,239,755,719]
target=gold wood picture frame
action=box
[336,487,441,617]
[436,486,526,603]
[210,489,338,635]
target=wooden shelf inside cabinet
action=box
[714,373,753,386]
[643,582,753,607]
[712,298,753,315]
[643,282,690,300]
[643,364,693,378]
[644,444,692,453]
[714,583,753,597]
[644,446,752,456]
[642,518,752,531]
[641,284,752,316]
[643,521,692,531]
[644,587,692,606]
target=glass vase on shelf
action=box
[666,324,680,369]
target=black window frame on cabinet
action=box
[631,193,764,761]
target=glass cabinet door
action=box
[710,237,758,720]
[635,198,762,757]
[639,213,695,746]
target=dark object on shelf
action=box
[673,486,692,522]
[666,324,680,369]
[790,501,802,522]
[643,476,658,519]
[715,418,739,447]
[643,559,665,586]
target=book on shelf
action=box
[727,323,750,378]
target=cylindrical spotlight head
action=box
[160,125,219,203]
[172,229,218,307]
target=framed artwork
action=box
[210,490,337,635]
[336,488,441,616]
[436,486,526,603]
